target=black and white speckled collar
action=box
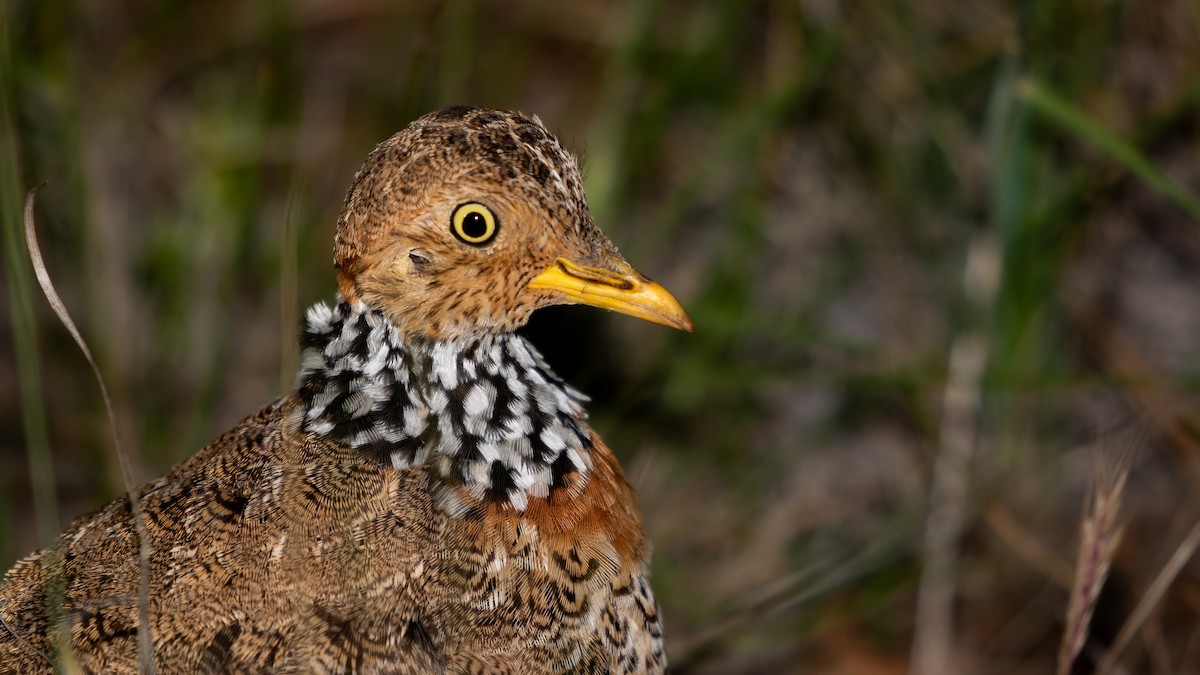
[295,299,594,512]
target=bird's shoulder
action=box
[0,395,442,673]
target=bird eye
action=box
[450,203,498,246]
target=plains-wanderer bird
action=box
[0,106,693,674]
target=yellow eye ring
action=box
[450,202,499,246]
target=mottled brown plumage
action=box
[0,107,691,674]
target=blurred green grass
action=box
[3,0,1200,672]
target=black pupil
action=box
[462,211,488,239]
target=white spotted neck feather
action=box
[295,299,595,512]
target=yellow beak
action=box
[528,257,694,332]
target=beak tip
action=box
[646,306,693,333]
[642,295,693,333]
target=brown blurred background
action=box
[2,1,1200,672]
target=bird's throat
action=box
[295,299,595,512]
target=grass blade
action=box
[22,190,156,673]
[1018,77,1200,224]
[0,0,58,550]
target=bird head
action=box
[333,106,693,341]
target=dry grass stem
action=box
[986,505,1074,588]
[22,190,156,673]
[1097,513,1200,675]
[910,232,999,675]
